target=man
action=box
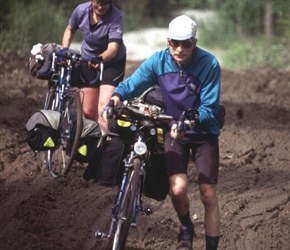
[103,15,221,250]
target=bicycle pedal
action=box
[144,207,153,215]
[95,230,107,238]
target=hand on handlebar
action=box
[170,123,185,140]
[58,48,69,64]
[170,111,186,144]
[101,99,115,124]
[170,109,199,146]
[89,56,102,69]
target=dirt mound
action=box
[0,54,289,250]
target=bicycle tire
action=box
[42,85,58,175]
[112,158,141,250]
[43,84,57,110]
[44,88,83,176]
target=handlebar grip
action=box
[185,108,199,121]
[90,56,102,65]
[177,111,185,133]
[107,99,115,119]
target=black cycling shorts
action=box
[163,132,219,184]
[78,55,126,88]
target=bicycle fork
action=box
[95,152,135,238]
[95,153,153,239]
[130,160,153,227]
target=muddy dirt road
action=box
[0,53,289,249]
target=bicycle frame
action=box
[44,52,73,110]
[43,51,83,177]
[93,95,197,249]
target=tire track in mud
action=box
[236,192,289,249]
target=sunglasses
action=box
[168,39,194,49]
[93,1,112,7]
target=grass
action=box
[220,37,289,71]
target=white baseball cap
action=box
[168,15,197,40]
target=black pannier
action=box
[83,133,125,187]
[74,118,101,164]
[141,85,164,109]
[143,152,169,201]
[25,110,60,151]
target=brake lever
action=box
[107,99,115,119]
[171,111,185,146]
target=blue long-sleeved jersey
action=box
[114,47,221,136]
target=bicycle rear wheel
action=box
[111,158,141,250]
[44,88,83,176]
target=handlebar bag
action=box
[25,110,60,151]
[29,42,83,86]
[138,85,164,109]
[29,43,62,80]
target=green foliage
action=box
[0,0,11,29]
[222,37,289,71]
[179,0,211,9]
[0,0,289,71]
[273,0,290,39]
[197,15,237,48]
[208,0,289,38]
[117,0,148,31]
[0,0,68,57]
[119,0,178,31]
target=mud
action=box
[0,53,289,250]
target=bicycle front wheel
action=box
[112,158,141,250]
[45,88,83,176]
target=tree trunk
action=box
[264,0,274,37]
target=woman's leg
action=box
[79,87,99,121]
[98,84,116,134]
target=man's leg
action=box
[170,173,190,217]
[170,174,194,249]
[199,183,220,250]
[164,134,193,249]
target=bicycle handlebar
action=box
[54,51,84,63]
[107,101,173,125]
[55,51,103,65]
[107,97,199,135]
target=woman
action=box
[62,0,126,134]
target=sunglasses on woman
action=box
[168,39,194,49]
[93,1,112,8]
